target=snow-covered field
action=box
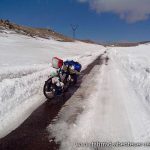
[0,29,105,138]
[48,44,150,150]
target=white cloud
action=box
[78,0,150,23]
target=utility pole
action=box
[70,24,79,39]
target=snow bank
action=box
[109,45,150,142]
[0,68,50,137]
[0,29,105,138]
[0,64,50,82]
[109,44,150,109]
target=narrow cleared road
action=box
[0,53,107,150]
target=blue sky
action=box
[0,0,150,42]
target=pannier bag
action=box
[63,60,82,74]
[52,57,63,69]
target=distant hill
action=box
[103,41,150,47]
[0,19,74,42]
[80,39,97,44]
[80,40,150,47]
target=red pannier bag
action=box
[52,57,63,69]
